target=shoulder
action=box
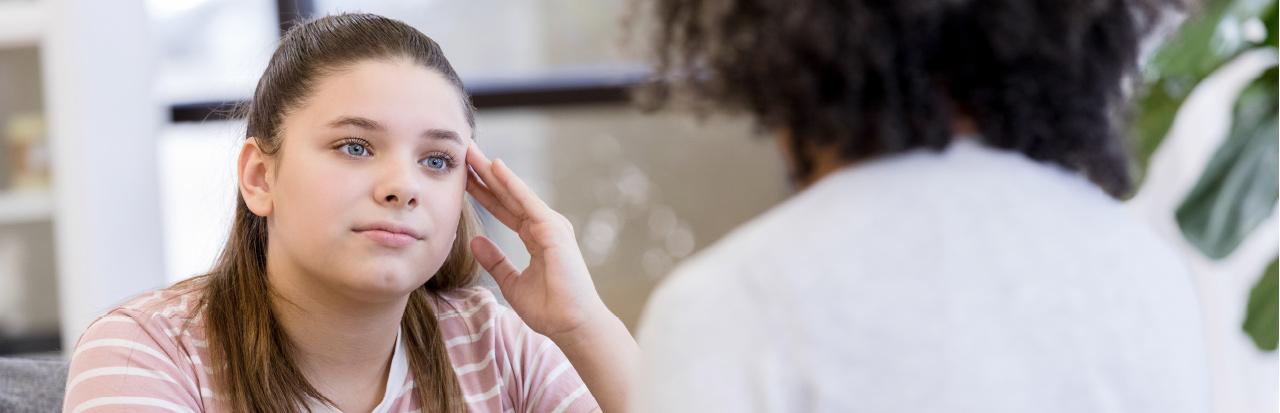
[637,209,787,352]
[635,211,803,411]
[640,168,826,325]
[431,287,598,412]
[65,285,209,412]
[639,139,1187,337]
[432,286,561,358]
[80,285,206,351]
[432,287,513,350]
[434,286,502,310]
[433,287,507,328]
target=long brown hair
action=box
[184,13,480,412]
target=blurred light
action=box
[583,207,623,266]
[147,0,209,13]
[647,205,677,239]
[590,133,621,162]
[612,163,650,207]
[665,223,695,258]
[641,247,673,279]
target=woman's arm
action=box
[465,143,639,413]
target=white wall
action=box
[44,0,168,352]
[156,121,240,283]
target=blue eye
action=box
[422,156,448,170]
[341,143,369,157]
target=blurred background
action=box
[0,0,1272,411]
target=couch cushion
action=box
[0,357,70,413]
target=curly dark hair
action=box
[640,0,1183,198]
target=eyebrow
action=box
[327,116,464,144]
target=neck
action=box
[776,116,981,190]
[772,128,853,190]
[266,247,403,410]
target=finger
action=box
[465,143,527,219]
[467,168,521,229]
[470,236,521,289]
[492,158,554,219]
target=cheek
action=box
[273,160,366,241]
[423,176,467,242]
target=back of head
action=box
[642,0,1183,198]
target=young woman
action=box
[63,13,637,413]
[630,0,1209,412]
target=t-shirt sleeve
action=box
[63,310,204,413]
[494,307,599,413]
[634,258,803,413]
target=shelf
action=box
[0,331,60,355]
[0,1,45,49]
[170,66,649,122]
[0,190,51,224]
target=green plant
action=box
[1134,0,1278,350]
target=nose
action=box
[373,158,420,209]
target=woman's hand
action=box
[463,142,611,343]
[465,142,639,413]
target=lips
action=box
[354,222,423,248]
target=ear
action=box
[239,137,274,217]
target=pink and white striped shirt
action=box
[63,286,598,413]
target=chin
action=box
[341,262,435,302]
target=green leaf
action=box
[1176,67,1278,259]
[1243,259,1278,351]
[1133,78,1193,174]
[1264,1,1278,49]
[1133,0,1276,171]
[1147,0,1272,78]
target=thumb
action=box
[470,236,521,289]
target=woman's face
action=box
[261,58,471,304]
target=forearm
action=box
[550,308,641,413]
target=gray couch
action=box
[0,357,69,412]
